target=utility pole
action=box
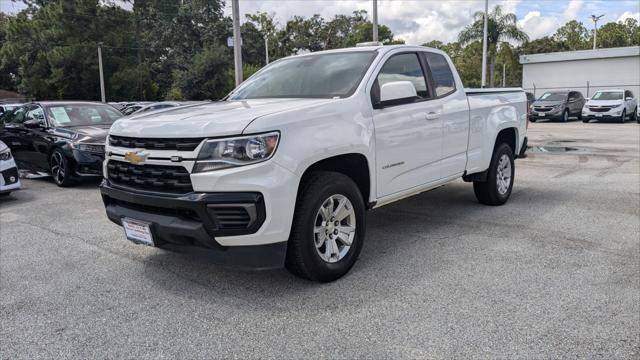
[591,14,604,50]
[232,0,243,86]
[372,0,378,42]
[481,0,488,88]
[265,35,269,65]
[97,42,106,103]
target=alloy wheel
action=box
[313,194,356,263]
[496,154,512,195]
[50,152,66,184]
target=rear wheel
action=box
[286,171,365,282]
[473,143,514,206]
[50,149,74,187]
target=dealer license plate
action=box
[122,218,154,246]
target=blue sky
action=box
[2,0,639,44]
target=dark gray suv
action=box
[530,91,586,122]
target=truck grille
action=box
[107,160,193,193]
[109,135,204,151]
[589,106,612,112]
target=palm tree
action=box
[458,5,529,87]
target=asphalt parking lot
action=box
[1,121,638,359]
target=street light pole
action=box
[265,35,269,65]
[591,14,604,50]
[232,0,243,86]
[372,0,378,42]
[481,0,488,88]
[97,42,106,103]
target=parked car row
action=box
[529,89,638,123]
[0,99,210,191]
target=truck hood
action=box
[109,98,335,138]
[585,99,623,107]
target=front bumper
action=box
[100,181,286,269]
[530,109,563,120]
[0,165,21,193]
[72,149,104,177]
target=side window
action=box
[424,52,456,97]
[373,53,429,103]
[9,107,27,124]
[26,106,46,125]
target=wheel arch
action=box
[297,153,373,208]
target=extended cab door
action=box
[370,52,443,197]
[421,51,470,178]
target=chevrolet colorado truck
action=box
[100,45,528,282]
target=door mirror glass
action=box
[626,97,633,101]
[379,81,417,106]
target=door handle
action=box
[425,111,441,120]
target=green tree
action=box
[553,20,589,50]
[458,5,529,87]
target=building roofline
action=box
[519,46,640,65]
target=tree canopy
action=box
[1,1,638,99]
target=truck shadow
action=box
[140,180,567,310]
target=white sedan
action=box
[0,140,21,196]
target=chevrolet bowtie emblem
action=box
[124,151,148,165]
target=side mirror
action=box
[23,119,44,128]
[376,81,417,108]
[626,97,633,101]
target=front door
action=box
[371,52,443,197]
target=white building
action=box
[520,46,640,98]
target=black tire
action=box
[530,118,536,123]
[0,192,10,197]
[561,109,569,122]
[577,112,582,120]
[50,149,74,187]
[619,110,626,123]
[582,119,589,123]
[473,143,514,206]
[285,171,365,282]
[632,107,638,122]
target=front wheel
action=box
[50,149,74,187]
[285,171,365,282]
[619,110,626,123]
[631,107,637,122]
[473,143,514,206]
[561,109,569,122]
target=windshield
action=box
[592,91,623,100]
[45,104,122,127]
[538,92,567,101]
[229,51,377,100]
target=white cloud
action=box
[518,0,584,39]
[617,11,640,22]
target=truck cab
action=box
[100,45,527,282]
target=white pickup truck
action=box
[101,45,528,282]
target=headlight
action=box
[193,132,279,173]
[72,143,105,153]
[0,148,12,161]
